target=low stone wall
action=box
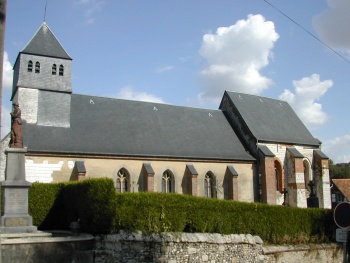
[94,232,343,263]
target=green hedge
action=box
[29,178,117,234]
[115,192,335,244]
[28,182,335,244]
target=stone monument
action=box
[307,180,319,208]
[1,103,37,233]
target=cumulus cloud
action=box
[2,52,13,91]
[198,14,279,103]
[115,86,165,104]
[322,134,350,163]
[313,0,350,52]
[279,74,333,129]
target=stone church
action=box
[0,22,331,208]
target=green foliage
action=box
[29,182,65,229]
[29,182,335,244]
[115,192,335,245]
[330,162,350,179]
[29,178,117,234]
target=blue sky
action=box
[2,0,350,163]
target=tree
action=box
[329,160,350,179]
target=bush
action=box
[114,192,335,244]
[29,178,117,234]
[29,182,335,243]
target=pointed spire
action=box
[21,22,72,60]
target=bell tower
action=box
[11,22,72,127]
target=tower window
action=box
[59,65,64,76]
[35,62,40,73]
[28,60,33,72]
[52,64,57,75]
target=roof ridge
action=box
[72,93,221,112]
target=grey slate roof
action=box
[143,163,155,174]
[23,94,255,161]
[222,91,320,146]
[227,165,238,176]
[74,161,86,173]
[314,149,329,159]
[258,145,275,157]
[287,147,304,158]
[20,22,72,60]
[186,164,198,175]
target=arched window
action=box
[28,60,33,72]
[116,168,129,193]
[274,160,283,192]
[162,170,173,193]
[304,159,312,191]
[204,171,216,198]
[35,61,40,73]
[59,64,64,76]
[52,64,57,75]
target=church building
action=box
[0,22,331,209]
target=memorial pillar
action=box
[1,147,37,233]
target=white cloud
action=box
[322,134,350,164]
[115,86,165,104]
[2,52,13,91]
[198,14,279,103]
[279,74,333,129]
[76,0,105,24]
[313,0,350,52]
[1,104,11,139]
[155,65,174,73]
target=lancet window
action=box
[52,64,57,75]
[162,170,173,193]
[116,168,129,193]
[35,61,40,73]
[59,64,64,76]
[28,60,33,72]
[204,172,216,198]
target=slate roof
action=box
[221,91,320,146]
[20,22,72,60]
[23,94,255,161]
[287,147,304,158]
[332,179,350,201]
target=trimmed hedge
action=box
[115,192,335,244]
[29,178,117,234]
[28,181,335,244]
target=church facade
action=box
[1,22,331,208]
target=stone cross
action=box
[308,180,316,197]
[282,188,288,206]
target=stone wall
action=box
[94,232,343,263]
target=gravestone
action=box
[0,147,37,233]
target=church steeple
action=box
[21,22,71,60]
[11,23,72,128]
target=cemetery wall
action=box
[94,232,343,263]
